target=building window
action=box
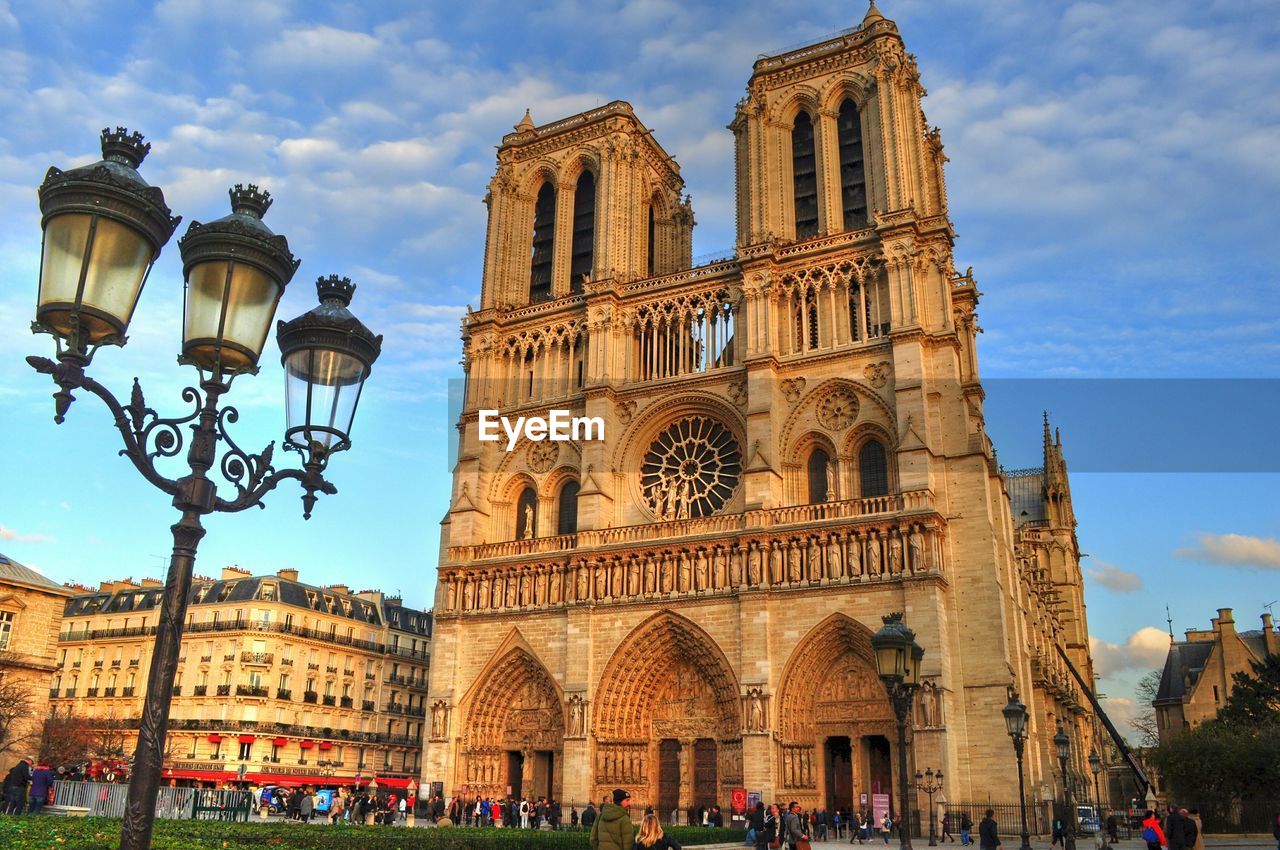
[859,440,889,497]
[238,741,252,760]
[569,171,596,292]
[647,204,656,277]
[529,182,556,303]
[557,480,580,536]
[807,448,832,505]
[0,611,13,650]
[516,487,538,540]
[791,112,819,240]
[837,99,868,230]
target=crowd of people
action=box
[258,785,409,825]
[1,758,55,815]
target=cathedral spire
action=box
[861,0,886,28]
[514,109,536,133]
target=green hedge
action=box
[0,817,747,849]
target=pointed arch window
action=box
[807,448,832,504]
[556,479,580,536]
[859,440,889,497]
[516,487,538,540]
[570,171,596,292]
[837,99,868,230]
[529,182,556,303]
[647,204,656,277]
[791,112,819,240]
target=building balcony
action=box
[71,660,81,667]
[276,689,292,701]
[241,652,274,665]
[193,685,208,696]
[49,688,58,698]
[92,660,103,668]
[109,659,121,667]
[236,685,268,698]
[129,658,140,666]
[222,654,236,662]
[216,685,231,696]
[103,687,116,696]
[307,662,319,670]
[340,696,353,709]
[281,658,293,666]
[342,669,354,677]
[386,703,403,714]
[123,687,135,697]
[200,655,212,663]
[322,695,336,706]
[63,689,76,698]
[326,666,337,674]
[365,671,374,680]
[362,700,375,712]
[86,688,99,697]
[303,691,318,704]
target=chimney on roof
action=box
[1218,608,1235,635]
[386,596,402,607]
[327,584,350,596]
[140,578,162,588]
[1262,612,1276,656]
[221,566,249,580]
[277,568,299,582]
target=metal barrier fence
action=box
[940,801,1052,837]
[52,781,253,822]
[1177,800,1280,834]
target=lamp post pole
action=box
[1002,690,1033,850]
[1055,726,1077,850]
[914,769,943,846]
[872,613,924,850]
[1089,751,1105,848]
[27,129,382,850]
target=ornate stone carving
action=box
[817,387,859,430]
[616,399,638,425]
[781,377,806,403]
[567,694,587,737]
[528,441,558,473]
[641,416,742,520]
[728,380,748,408]
[863,360,891,389]
[430,699,450,740]
[745,687,767,732]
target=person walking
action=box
[1051,815,1065,847]
[583,801,598,830]
[785,801,810,850]
[748,801,767,850]
[978,809,1001,850]
[634,811,683,849]
[941,810,955,843]
[1181,808,1199,850]
[1106,809,1119,845]
[1166,806,1188,850]
[299,787,314,823]
[1141,810,1168,850]
[855,811,869,844]
[880,811,893,845]
[328,790,345,824]
[960,811,973,846]
[4,758,32,815]
[27,763,53,815]
[590,788,636,850]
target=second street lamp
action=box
[873,612,924,850]
[914,768,943,846]
[1089,750,1105,848]
[26,128,383,850]
[1054,725,1077,850]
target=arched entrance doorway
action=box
[459,639,564,801]
[777,614,897,817]
[594,612,742,819]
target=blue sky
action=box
[1,0,1278,738]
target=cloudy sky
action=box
[1,0,1278,740]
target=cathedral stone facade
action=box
[423,4,1100,819]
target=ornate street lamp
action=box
[1089,750,1105,848]
[1054,725,1077,850]
[913,768,943,846]
[1001,690,1033,850]
[26,128,382,850]
[872,612,924,850]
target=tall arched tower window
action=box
[791,112,819,240]
[647,204,656,277]
[516,487,538,540]
[807,448,832,504]
[557,479,580,536]
[570,171,596,292]
[859,440,889,497]
[530,183,556,303]
[837,99,868,230]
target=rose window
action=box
[817,388,858,431]
[641,416,741,520]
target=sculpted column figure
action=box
[825,534,843,581]
[787,538,802,583]
[694,549,709,591]
[594,558,608,599]
[806,536,822,582]
[768,540,783,586]
[909,526,927,573]
[677,550,692,592]
[847,532,862,580]
[644,553,657,596]
[610,558,623,597]
[888,531,904,575]
[867,531,882,576]
[747,542,762,586]
[461,576,473,610]
[712,547,727,589]
[549,565,562,605]
[660,552,673,594]
[628,555,641,597]
[729,544,744,586]
[447,576,459,611]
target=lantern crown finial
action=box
[230,183,273,219]
[100,126,150,169]
[317,274,356,307]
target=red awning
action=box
[238,735,255,744]
[163,768,235,782]
[271,737,288,747]
[318,742,333,750]
[207,734,223,743]
[368,777,413,790]
[298,739,315,749]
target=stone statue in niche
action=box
[747,688,766,731]
[787,539,802,582]
[847,535,862,577]
[825,534,842,579]
[769,541,783,585]
[889,533,903,573]
[568,695,586,737]
[695,549,709,590]
[807,537,822,580]
[521,503,535,540]
[867,533,882,575]
[909,527,927,572]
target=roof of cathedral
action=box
[0,551,75,595]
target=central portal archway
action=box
[777,614,897,815]
[594,612,742,815]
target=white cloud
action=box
[1086,561,1144,593]
[0,524,54,543]
[1174,533,1280,570]
[1090,627,1170,677]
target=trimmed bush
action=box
[0,817,746,849]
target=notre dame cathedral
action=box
[423,3,1100,819]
